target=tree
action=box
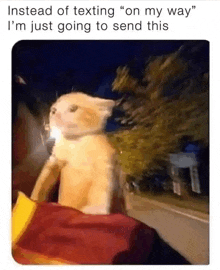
[109,42,209,177]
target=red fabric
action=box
[13,203,156,264]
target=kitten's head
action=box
[48,92,115,140]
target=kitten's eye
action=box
[51,107,57,115]
[69,105,78,113]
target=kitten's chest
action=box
[53,139,101,168]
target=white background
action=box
[0,1,219,269]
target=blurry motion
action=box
[145,173,170,194]
[180,137,209,195]
[125,175,141,193]
[125,170,171,195]
[110,41,209,194]
[169,135,209,197]
[169,152,201,196]
[12,75,49,205]
[31,92,126,215]
[190,165,200,193]
[12,192,190,265]
[170,165,182,196]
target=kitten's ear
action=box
[94,97,116,118]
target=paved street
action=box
[126,194,209,265]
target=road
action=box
[126,193,209,265]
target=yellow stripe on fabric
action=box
[12,192,38,244]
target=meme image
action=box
[11,40,209,265]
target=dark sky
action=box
[12,40,188,96]
[12,40,209,131]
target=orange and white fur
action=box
[31,92,126,214]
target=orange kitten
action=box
[31,92,126,214]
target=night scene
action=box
[12,40,209,265]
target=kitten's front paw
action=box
[81,205,109,215]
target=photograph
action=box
[12,40,209,265]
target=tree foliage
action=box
[109,43,209,177]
